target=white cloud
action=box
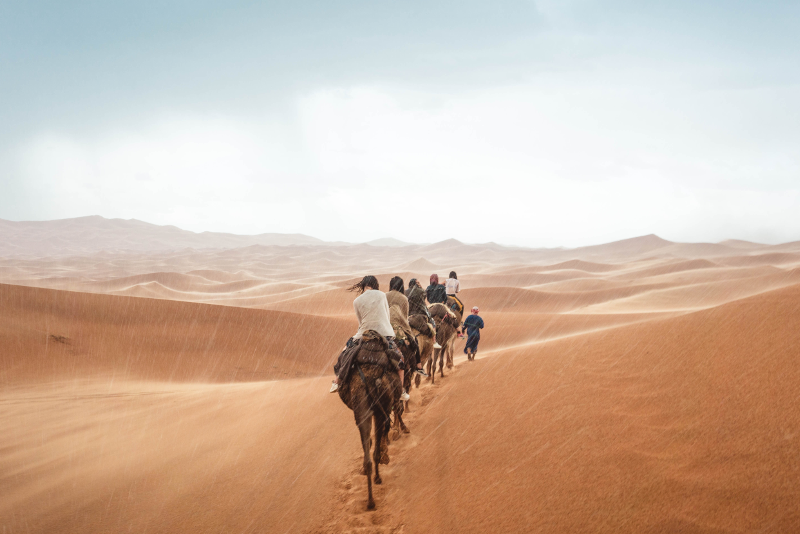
[9,80,800,246]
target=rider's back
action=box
[353,290,394,339]
[426,283,448,304]
[445,277,460,295]
[407,285,428,315]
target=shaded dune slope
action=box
[0,284,355,385]
[387,284,800,533]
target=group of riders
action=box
[330,271,484,401]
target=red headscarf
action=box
[430,274,439,285]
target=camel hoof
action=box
[401,426,411,434]
[380,453,390,465]
[391,429,401,441]
[367,500,375,510]
[374,475,382,485]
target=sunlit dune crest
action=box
[2,226,800,532]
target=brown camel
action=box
[408,314,435,388]
[443,296,464,369]
[427,302,461,383]
[337,340,402,510]
[390,337,418,438]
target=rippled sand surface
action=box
[2,233,800,532]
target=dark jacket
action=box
[463,314,484,338]
[426,284,448,304]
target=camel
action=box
[427,301,461,383]
[408,314,435,388]
[389,337,418,438]
[443,296,464,369]
[337,338,402,510]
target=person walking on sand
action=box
[330,275,411,401]
[463,306,484,360]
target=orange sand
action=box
[2,230,800,532]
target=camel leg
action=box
[391,405,403,441]
[396,408,410,433]
[373,414,384,485]
[357,412,375,510]
[447,339,454,368]
[425,355,433,380]
[380,413,391,464]
[400,414,410,433]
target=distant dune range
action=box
[2,217,800,532]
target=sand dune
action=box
[0,283,355,385]
[1,378,355,533]
[610,258,720,280]
[579,268,800,313]
[359,284,800,533]
[718,252,800,267]
[3,228,800,532]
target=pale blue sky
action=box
[1,1,799,246]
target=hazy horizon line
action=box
[3,213,796,250]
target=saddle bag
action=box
[334,332,400,385]
[356,338,392,368]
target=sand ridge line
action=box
[464,311,684,361]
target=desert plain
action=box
[2,217,800,533]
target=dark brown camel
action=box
[338,342,402,510]
[427,302,461,383]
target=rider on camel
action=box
[386,276,429,377]
[407,278,442,349]
[445,271,465,337]
[426,274,448,304]
[330,275,411,401]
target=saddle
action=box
[334,331,401,387]
[355,337,392,368]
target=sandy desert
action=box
[2,216,800,533]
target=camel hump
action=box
[429,303,448,317]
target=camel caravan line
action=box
[332,274,468,510]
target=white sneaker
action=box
[329,381,339,393]
[434,342,442,349]
[400,390,410,401]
